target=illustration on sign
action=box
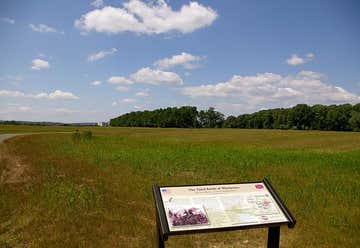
[168,205,210,227]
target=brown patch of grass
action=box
[0,144,29,185]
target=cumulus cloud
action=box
[108,67,183,90]
[91,0,104,8]
[135,89,149,97]
[115,86,130,91]
[121,98,136,103]
[130,67,183,85]
[112,98,137,106]
[134,105,145,110]
[182,71,360,109]
[91,80,102,85]
[29,24,63,34]
[0,89,79,100]
[286,53,315,66]
[46,90,79,100]
[154,52,202,69]
[75,0,218,35]
[108,76,133,84]
[87,48,117,62]
[31,59,50,70]
[1,17,15,24]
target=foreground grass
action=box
[0,127,359,247]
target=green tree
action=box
[311,104,328,130]
[224,116,237,128]
[326,104,352,131]
[198,107,224,128]
[289,104,313,130]
[353,103,360,112]
[349,111,360,131]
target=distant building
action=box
[97,121,109,127]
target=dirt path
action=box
[0,132,71,144]
[0,133,26,143]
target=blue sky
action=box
[1,0,360,122]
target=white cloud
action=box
[91,0,104,8]
[29,24,63,34]
[75,0,218,35]
[31,59,50,70]
[0,89,79,100]
[121,98,136,103]
[154,52,202,69]
[182,71,360,109]
[108,68,183,92]
[135,89,149,97]
[0,104,31,115]
[306,53,315,59]
[1,17,15,24]
[286,54,304,65]
[0,90,25,98]
[55,108,74,114]
[134,105,144,110]
[115,86,130,91]
[87,48,117,62]
[286,53,315,66]
[130,67,183,85]
[108,76,133,84]
[46,90,79,100]
[111,98,137,106]
[91,80,102,85]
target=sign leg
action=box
[155,211,165,248]
[157,226,165,248]
[267,226,280,248]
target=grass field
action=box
[0,125,359,247]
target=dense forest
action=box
[110,103,360,131]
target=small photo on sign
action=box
[167,205,210,227]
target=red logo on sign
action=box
[255,184,264,189]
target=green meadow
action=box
[0,126,359,247]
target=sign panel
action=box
[159,182,288,232]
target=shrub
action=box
[72,130,92,143]
[82,130,92,140]
[72,130,81,143]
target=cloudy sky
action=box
[1,0,360,122]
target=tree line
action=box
[110,103,360,131]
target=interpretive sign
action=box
[153,178,295,248]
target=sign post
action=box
[153,178,295,248]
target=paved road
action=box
[0,132,71,144]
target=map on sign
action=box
[160,183,288,231]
